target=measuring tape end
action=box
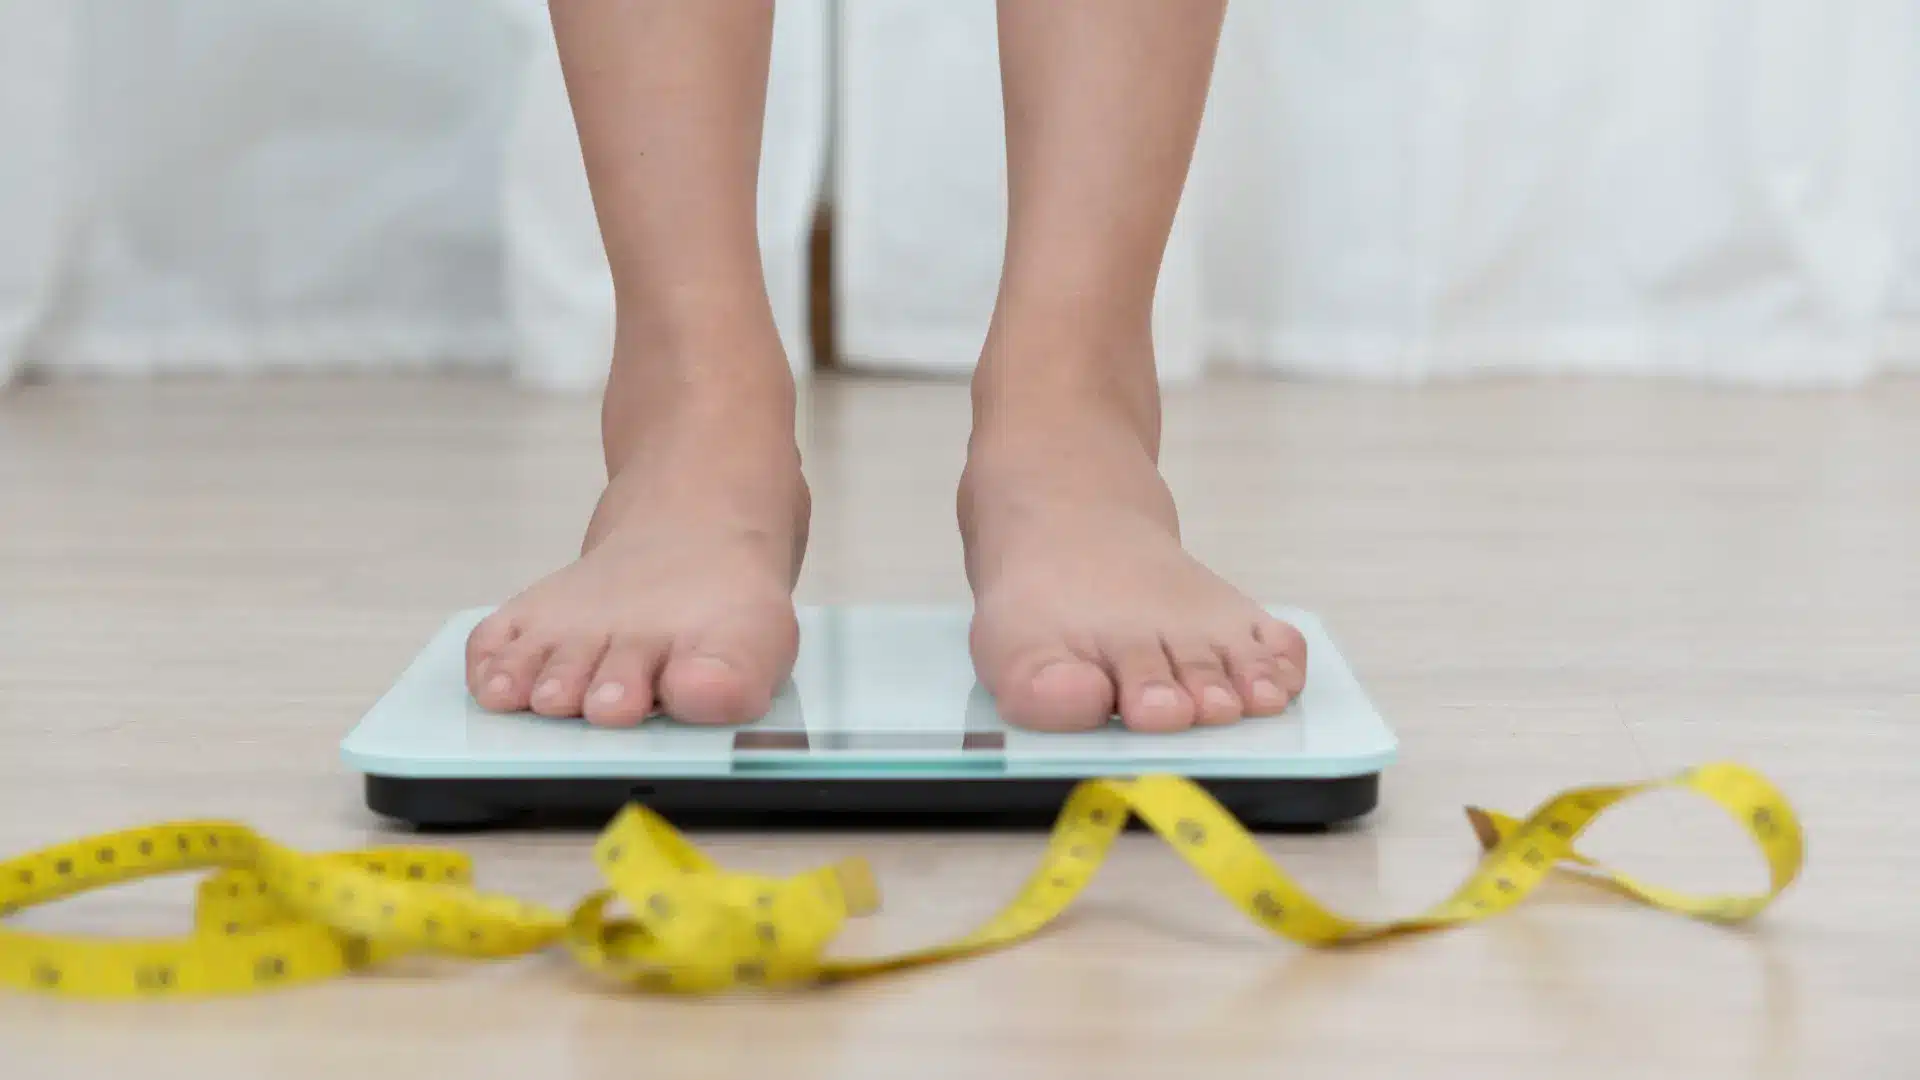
[1463,807,1502,851]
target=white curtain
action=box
[838,0,1920,385]
[0,0,827,390]
[3,1,1915,390]
[0,0,74,386]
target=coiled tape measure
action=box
[0,762,1801,999]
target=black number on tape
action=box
[0,766,1807,1000]
[135,965,174,991]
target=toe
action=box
[1255,616,1309,682]
[1108,638,1196,732]
[1166,640,1242,726]
[582,636,665,727]
[1254,617,1308,704]
[658,606,797,725]
[988,649,1115,732]
[528,638,608,719]
[1222,634,1296,716]
[473,633,552,712]
[464,612,518,696]
[659,656,761,726]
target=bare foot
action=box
[464,361,806,727]
[960,353,1306,733]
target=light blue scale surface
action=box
[340,606,1397,780]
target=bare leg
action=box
[963,0,1307,731]
[466,1,806,726]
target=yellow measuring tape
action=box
[1,762,1802,999]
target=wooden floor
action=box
[1,373,1915,1079]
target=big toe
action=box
[990,652,1116,732]
[657,607,797,725]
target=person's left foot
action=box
[959,342,1308,733]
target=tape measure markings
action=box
[0,762,1802,999]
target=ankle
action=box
[600,327,797,474]
[971,313,1162,458]
[610,280,792,388]
[957,362,1178,549]
[590,354,809,560]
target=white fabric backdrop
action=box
[838,0,1920,385]
[0,0,827,390]
[2,1,1915,390]
[0,1,522,383]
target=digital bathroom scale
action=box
[341,606,1396,831]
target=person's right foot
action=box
[464,348,808,727]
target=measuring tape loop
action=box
[560,804,880,991]
[0,763,1803,999]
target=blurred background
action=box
[3,0,1915,392]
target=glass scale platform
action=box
[341,606,1396,830]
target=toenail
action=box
[1202,686,1237,712]
[590,682,625,706]
[534,679,562,702]
[485,674,512,697]
[1140,684,1180,710]
[1252,679,1285,706]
